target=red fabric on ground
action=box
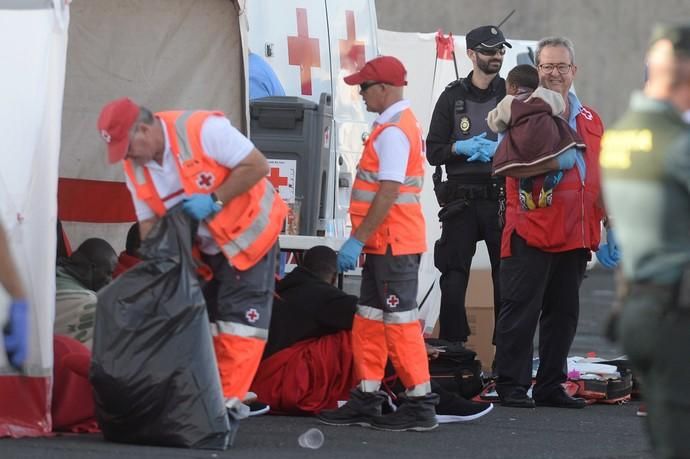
[52,336,99,433]
[251,330,356,415]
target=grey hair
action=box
[137,106,155,125]
[535,36,575,65]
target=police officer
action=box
[426,25,510,345]
[600,23,690,459]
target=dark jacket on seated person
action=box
[263,265,357,358]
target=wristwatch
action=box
[211,192,224,208]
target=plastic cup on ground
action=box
[298,427,324,449]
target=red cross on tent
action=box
[287,8,320,96]
[386,294,400,308]
[267,167,288,189]
[339,10,365,72]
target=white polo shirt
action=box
[372,99,412,183]
[125,115,255,254]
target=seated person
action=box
[55,238,117,349]
[487,64,583,210]
[112,223,142,278]
[252,245,358,414]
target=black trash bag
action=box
[91,208,231,450]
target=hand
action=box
[4,299,28,369]
[182,194,221,220]
[596,228,621,269]
[467,149,491,163]
[337,237,364,272]
[453,132,493,157]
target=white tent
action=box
[0,0,248,436]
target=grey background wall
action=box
[375,0,690,124]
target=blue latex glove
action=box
[453,132,492,157]
[337,237,365,272]
[4,299,28,369]
[596,228,621,269]
[182,194,221,220]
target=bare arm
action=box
[0,224,26,299]
[212,148,270,204]
[352,180,401,243]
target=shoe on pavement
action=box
[317,388,387,427]
[534,389,586,409]
[636,403,647,417]
[436,396,494,423]
[499,389,536,408]
[370,392,439,432]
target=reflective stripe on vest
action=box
[172,111,197,162]
[351,188,421,205]
[355,169,423,188]
[210,320,268,340]
[220,182,276,258]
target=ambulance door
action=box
[325,0,378,231]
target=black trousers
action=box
[434,198,502,342]
[495,233,588,399]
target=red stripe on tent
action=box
[58,178,136,223]
[0,375,52,437]
[435,30,455,60]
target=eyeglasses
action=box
[360,81,383,92]
[474,47,506,57]
[538,63,573,74]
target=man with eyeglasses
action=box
[494,36,615,410]
[318,56,439,432]
[426,25,510,356]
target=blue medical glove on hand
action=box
[4,299,28,369]
[337,237,364,272]
[596,228,621,269]
[453,132,489,157]
[482,138,498,159]
[182,194,221,220]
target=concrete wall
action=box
[375,0,690,124]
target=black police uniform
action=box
[426,71,506,343]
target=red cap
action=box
[96,97,140,164]
[343,56,407,86]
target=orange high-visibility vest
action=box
[124,110,287,270]
[350,107,427,255]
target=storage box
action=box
[429,269,495,372]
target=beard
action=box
[477,57,502,75]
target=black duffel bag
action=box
[426,339,484,399]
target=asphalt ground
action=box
[1,268,654,459]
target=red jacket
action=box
[501,105,605,257]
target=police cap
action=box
[465,25,512,50]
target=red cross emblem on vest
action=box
[197,172,215,189]
[386,294,400,308]
[245,308,260,323]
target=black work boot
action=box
[371,392,440,432]
[317,388,388,427]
